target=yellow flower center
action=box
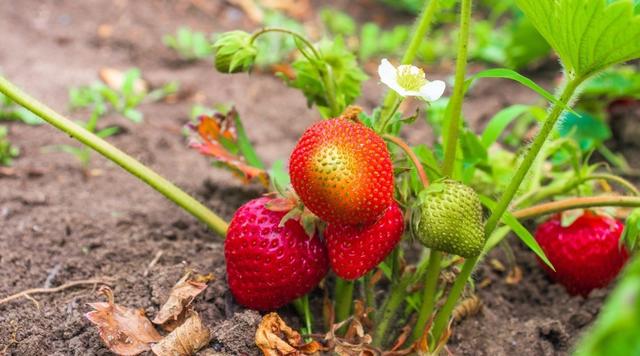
[396,65,427,91]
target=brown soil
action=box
[0,1,629,355]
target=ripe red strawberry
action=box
[224,197,329,310]
[325,203,404,280]
[534,211,629,296]
[289,118,394,226]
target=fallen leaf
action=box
[85,286,162,356]
[325,317,372,356]
[153,272,214,331]
[99,67,148,94]
[505,266,523,285]
[151,312,211,356]
[255,312,322,356]
[188,110,268,187]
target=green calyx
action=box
[413,179,485,258]
[212,31,258,74]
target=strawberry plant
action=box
[1,0,640,353]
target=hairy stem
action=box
[0,76,229,237]
[441,0,473,176]
[515,173,639,208]
[430,76,584,343]
[512,195,640,220]
[250,27,320,59]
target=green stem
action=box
[379,0,440,130]
[251,27,339,117]
[334,278,354,325]
[250,27,320,59]
[441,0,472,176]
[293,295,313,340]
[512,195,640,220]
[430,76,584,344]
[517,173,640,207]
[0,76,229,237]
[410,250,442,343]
[372,274,412,347]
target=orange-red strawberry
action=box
[325,203,404,280]
[289,118,394,225]
[224,197,329,310]
[534,211,629,296]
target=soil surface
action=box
[0,1,633,355]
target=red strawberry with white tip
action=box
[325,203,404,280]
[289,118,394,226]
[224,197,329,310]
[534,211,629,296]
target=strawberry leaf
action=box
[515,0,640,78]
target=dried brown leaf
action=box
[153,272,213,331]
[85,286,162,356]
[325,317,373,356]
[151,313,211,356]
[255,312,322,356]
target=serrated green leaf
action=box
[479,195,554,270]
[516,0,640,78]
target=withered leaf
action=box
[151,312,211,356]
[255,312,322,356]
[188,111,268,187]
[85,286,162,356]
[153,272,213,331]
[325,317,372,356]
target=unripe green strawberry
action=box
[414,179,485,258]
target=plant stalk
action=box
[383,134,429,186]
[0,76,229,237]
[409,0,473,345]
[429,76,584,344]
[512,195,640,220]
[410,250,442,343]
[334,278,354,325]
[441,0,473,176]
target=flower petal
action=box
[378,59,397,83]
[378,59,411,97]
[418,80,446,101]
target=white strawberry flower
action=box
[378,58,445,102]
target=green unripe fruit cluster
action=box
[414,179,485,258]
